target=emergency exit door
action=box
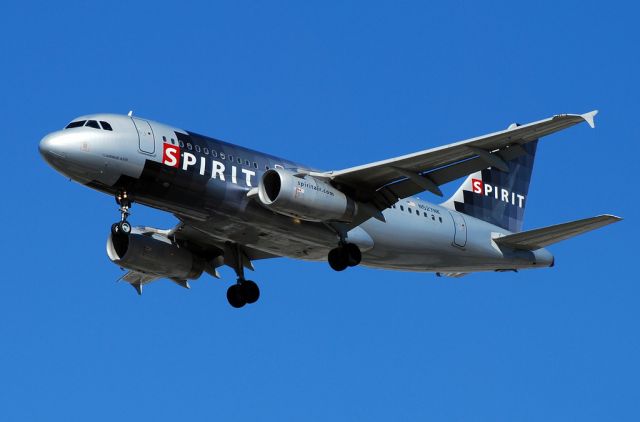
[132,118,155,154]
[449,211,467,247]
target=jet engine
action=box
[257,168,356,222]
[106,229,204,280]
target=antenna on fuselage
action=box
[127,110,133,117]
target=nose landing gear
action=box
[328,243,361,271]
[111,190,132,236]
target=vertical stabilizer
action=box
[441,141,538,232]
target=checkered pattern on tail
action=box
[441,141,538,233]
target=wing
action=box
[170,219,279,273]
[494,214,621,250]
[119,270,162,295]
[114,222,279,295]
[311,111,597,212]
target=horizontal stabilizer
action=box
[494,214,621,250]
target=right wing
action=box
[311,111,597,213]
[494,215,622,250]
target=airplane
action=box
[39,110,621,307]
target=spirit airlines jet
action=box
[39,110,620,307]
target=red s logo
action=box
[471,178,483,194]
[163,143,180,168]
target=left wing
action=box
[119,270,162,295]
[115,221,280,294]
[311,111,597,212]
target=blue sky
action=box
[1,1,638,420]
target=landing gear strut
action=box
[328,243,361,271]
[226,243,260,308]
[111,190,132,236]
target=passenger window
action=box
[195,145,201,153]
[439,217,443,223]
[179,141,184,148]
[220,152,225,159]
[100,121,113,131]
[265,165,270,170]
[212,150,218,157]
[244,159,250,166]
[85,120,100,129]
[253,162,258,169]
[228,155,233,162]
[432,215,435,221]
[171,138,176,145]
[423,212,427,217]
[65,120,86,129]
[187,143,193,151]
[204,148,209,155]
[162,136,167,142]
[408,208,412,214]
[237,157,242,164]
[400,205,404,211]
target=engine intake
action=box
[257,168,356,222]
[107,231,204,280]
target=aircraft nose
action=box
[39,133,68,160]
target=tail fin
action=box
[442,140,538,232]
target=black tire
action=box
[328,247,349,271]
[119,221,132,234]
[345,243,362,267]
[241,280,260,304]
[226,284,246,308]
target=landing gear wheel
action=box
[345,243,361,267]
[241,280,260,304]
[118,221,131,234]
[328,247,349,271]
[226,284,246,308]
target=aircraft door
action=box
[132,118,156,154]
[449,211,467,247]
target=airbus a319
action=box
[39,110,620,307]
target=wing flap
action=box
[120,270,160,285]
[118,270,162,295]
[494,214,621,250]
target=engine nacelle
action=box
[106,231,204,280]
[257,168,356,222]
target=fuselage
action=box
[39,113,554,273]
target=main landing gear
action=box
[226,280,260,309]
[111,190,132,236]
[226,244,260,308]
[328,243,361,271]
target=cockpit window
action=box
[85,120,100,129]
[100,121,113,131]
[65,120,86,129]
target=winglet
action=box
[582,110,598,129]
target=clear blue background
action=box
[1,1,637,420]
